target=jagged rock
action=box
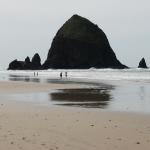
[138,58,148,68]
[24,56,31,69]
[31,53,41,69]
[8,53,42,70]
[8,59,25,70]
[25,56,30,64]
[43,14,127,69]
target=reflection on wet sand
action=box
[8,74,115,109]
[9,75,40,83]
[50,88,113,108]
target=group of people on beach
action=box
[33,71,67,78]
[34,72,38,76]
[60,72,67,78]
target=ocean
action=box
[0,68,150,113]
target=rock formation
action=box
[43,14,127,69]
[8,14,128,70]
[31,53,41,69]
[8,59,25,70]
[24,56,31,69]
[138,58,148,68]
[8,53,41,70]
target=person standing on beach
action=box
[65,72,67,78]
[60,72,62,78]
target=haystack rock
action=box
[138,58,148,68]
[43,14,127,69]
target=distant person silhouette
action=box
[65,72,67,78]
[60,72,62,78]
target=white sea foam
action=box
[1,68,150,82]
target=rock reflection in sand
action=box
[50,88,113,108]
[9,75,40,83]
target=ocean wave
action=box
[1,68,150,82]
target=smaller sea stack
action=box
[138,58,148,68]
[8,53,42,70]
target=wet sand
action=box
[0,81,150,150]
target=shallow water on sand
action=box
[0,69,150,113]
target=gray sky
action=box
[0,0,150,69]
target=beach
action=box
[0,0,149,149]
[0,80,150,150]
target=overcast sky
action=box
[0,0,150,69]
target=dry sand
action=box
[0,81,150,150]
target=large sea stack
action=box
[43,14,127,69]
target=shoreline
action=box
[0,80,88,93]
[0,80,150,113]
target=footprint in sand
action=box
[136,141,140,144]
[10,141,14,144]
[90,124,94,127]
[114,125,118,128]
[117,138,122,141]
[22,137,26,140]
[106,137,111,140]
[44,118,48,120]
[41,143,46,146]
